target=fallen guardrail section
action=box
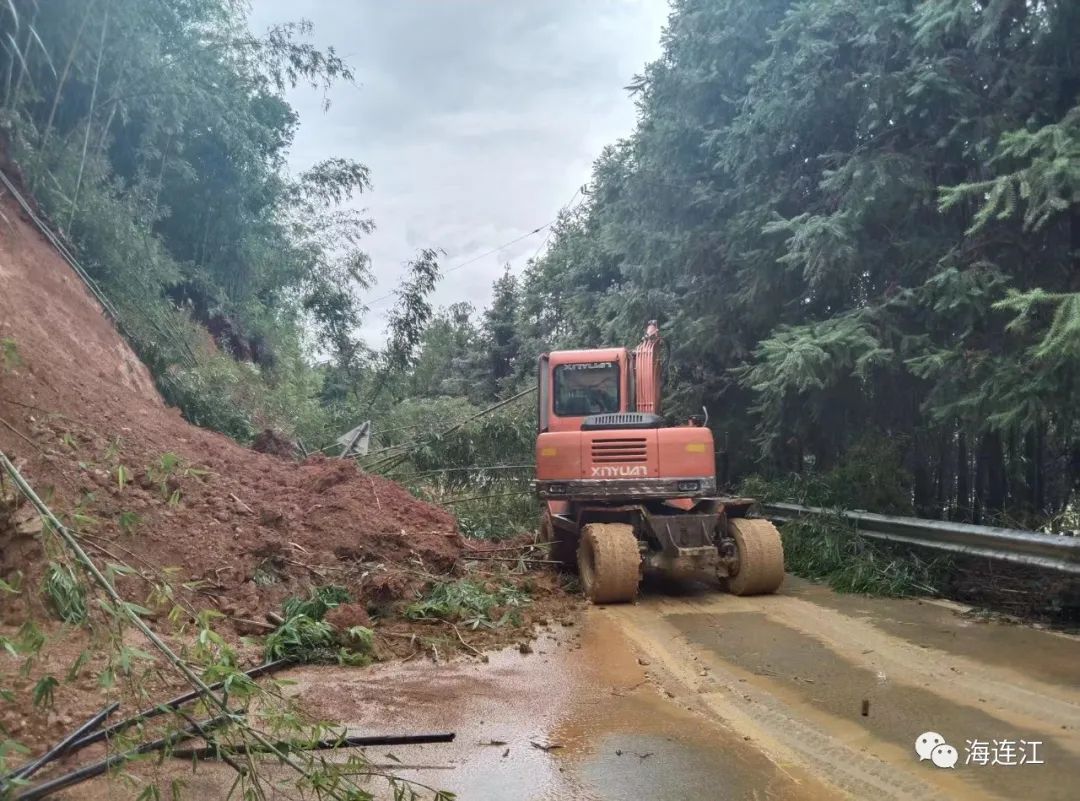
[760,502,1080,576]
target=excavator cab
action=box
[534,322,785,603]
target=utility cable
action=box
[527,185,584,264]
[0,168,199,367]
[389,463,533,481]
[360,386,536,468]
[366,221,556,309]
[440,490,532,505]
[368,186,588,311]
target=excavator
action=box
[534,321,784,603]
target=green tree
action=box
[480,267,523,398]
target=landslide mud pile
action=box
[0,185,463,628]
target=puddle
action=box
[670,611,1078,801]
[577,733,763,801]
[274,613,835,800]
[548,615,832,801]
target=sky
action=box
[247,0,669,345]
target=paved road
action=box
[595,577,1079,801]
[97,575,1079,800]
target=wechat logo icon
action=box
[916,731,958,768]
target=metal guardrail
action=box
[760,502,1080,576]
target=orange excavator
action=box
[534,321,784,603]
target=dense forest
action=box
[516,0,1080,529]
[2,0,1079,532]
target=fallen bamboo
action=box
[461,541,547,553]
[15,715,233,801]
[465,555,561,564]
[168,732,456,760]
[0,452,316,787]
[66,659,291,753]
[362,387,536,469]
[0,416,42,452]
[2,703,119,785]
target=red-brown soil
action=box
[0,179,466,607]
[250,428,299,458]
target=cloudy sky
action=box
[247,1,669,345]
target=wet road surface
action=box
[86,575,1079,800]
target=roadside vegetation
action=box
[520,0,1080,536]
[771,517,952,598]
[406,578,531,630]
[740,436,952,596]
[264,586,375,666]
[3,0,1077,591]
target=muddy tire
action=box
[577,523,640,604]
[727,518,785,596]
[541,511,578,570]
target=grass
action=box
[281,584,350,620]
[1,337,21,372]
[264,585,373,666]
[405,578,530,629]
[42,562,88,624]
[738,437,951,597]
[117,510,141,535]
[780,516,951,597]
[31,675,58,709]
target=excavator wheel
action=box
[540,510,578,570]
[726,518,785,596]
[577,523,641,604]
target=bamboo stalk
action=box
[15,714,233,801]
[37,0,93,160]
[362,386,536,469]
[7,1,39,110]
[169,732,456,760]
[442,490,531,505]
[66,659,292,753]
[67,0,110,230]
[3,703,118,784]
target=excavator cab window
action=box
[553,362,620,416]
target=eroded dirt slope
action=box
[0,186,463,613]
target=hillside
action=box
[0,177,475,752]
[0,180,462,592]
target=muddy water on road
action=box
[543,621,833,800]
[67,576,1080,800]
[284,617,833,800]
[783,578,1080,687]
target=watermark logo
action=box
[916,732,1044,768]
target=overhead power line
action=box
[366,222,554,309]
[528,186,583,264]
[366,184,587,311]
[360,386,537,469]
